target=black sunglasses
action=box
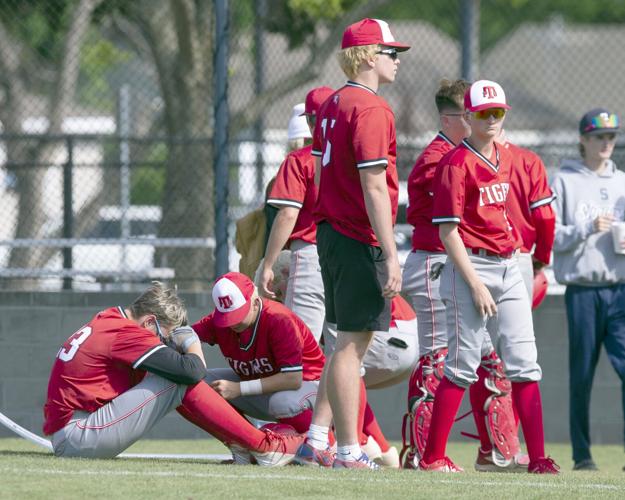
[376,48,399,61]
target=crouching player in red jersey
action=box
[419,80,559,474]
[44,282,303,465]
[192,272,324,463]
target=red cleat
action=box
[418,456,464,472]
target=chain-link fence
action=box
[1,0,624,292]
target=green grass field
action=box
[2,438,625,499]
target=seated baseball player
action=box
[43,281,303,465]
[296,295,419,468]
[192,272,325,464]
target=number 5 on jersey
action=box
[57,326,93,362]
[320,118,336,167]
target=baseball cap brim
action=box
[381,41,410,52]
[467,102,512,112]
[213,300,251,328]
[583,127,619,135]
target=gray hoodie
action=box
[551,158,625,285]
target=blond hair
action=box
[129,281,187,329]
[288,137,310,152]
[338,44,379,80]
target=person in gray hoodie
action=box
[551,108,625,471]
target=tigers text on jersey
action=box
[407,132,455,252]
[43,307,164,435]
[267,144,318,245]
[192,298,324,381]
[504,142,556,260]
[432,140,521,255]
[312,82,398,246]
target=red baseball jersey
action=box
[193,298,324,382]
[431,140,521,255]
[504,142,556,263]
[312,82,399,246]
[267,144,318,245]
[43,307,164,435]
[407,132,455,252]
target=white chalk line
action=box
[0,467,623,491]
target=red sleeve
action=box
[192,315,217,345]
[352,107,393,169]
[267,153,306,208]
[531,204,556,265]
[268,315,303,373]
[527,153,555,208]
[432,161,465,224]
[110,323,163,367]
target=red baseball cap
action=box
[211,272,256,327]
[464,79,511,112]
[341,18,410,52]
[301,86,335,116]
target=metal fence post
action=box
[213,0,230,277]
[461,0,480,81]
[62,136,74,290]
[253,0,266,200]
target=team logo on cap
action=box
[212,277,247,313]
[218,295,233,309]
[483,86,497,99]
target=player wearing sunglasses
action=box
[418,80,559,474]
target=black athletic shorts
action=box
[316,221,391,332]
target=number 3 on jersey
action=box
[320,118,336,167]
[57,326,92,362]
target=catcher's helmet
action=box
[532,270,548,310]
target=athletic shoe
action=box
[573,459,598,471]
[418,456,464,472]
[374,446,400,469]
[474,448,529,473]
[360,435,382,461]
[293,441,335,467]
[251,430,305,467]
[333,453,380,470]
[227,444,254,465]
[528,456,560,474]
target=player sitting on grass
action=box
[192,272,325,464]
[43,281,302,465]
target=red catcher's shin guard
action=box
[421,377,465,464]
[177,381,265,450]
[363,403,390,452]
[511,381,545,462]
[470,366,494,453]
[279,409,313,433]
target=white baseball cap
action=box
[464,79,511,112]
[287,103,312,141]
[212,272,255,327]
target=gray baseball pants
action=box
[440,253,542,388]
[204,368,318,421]
[52,374,186,458]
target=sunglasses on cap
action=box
[376,48,399,61]
[473,108,506,120]
[584,113,619,133]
